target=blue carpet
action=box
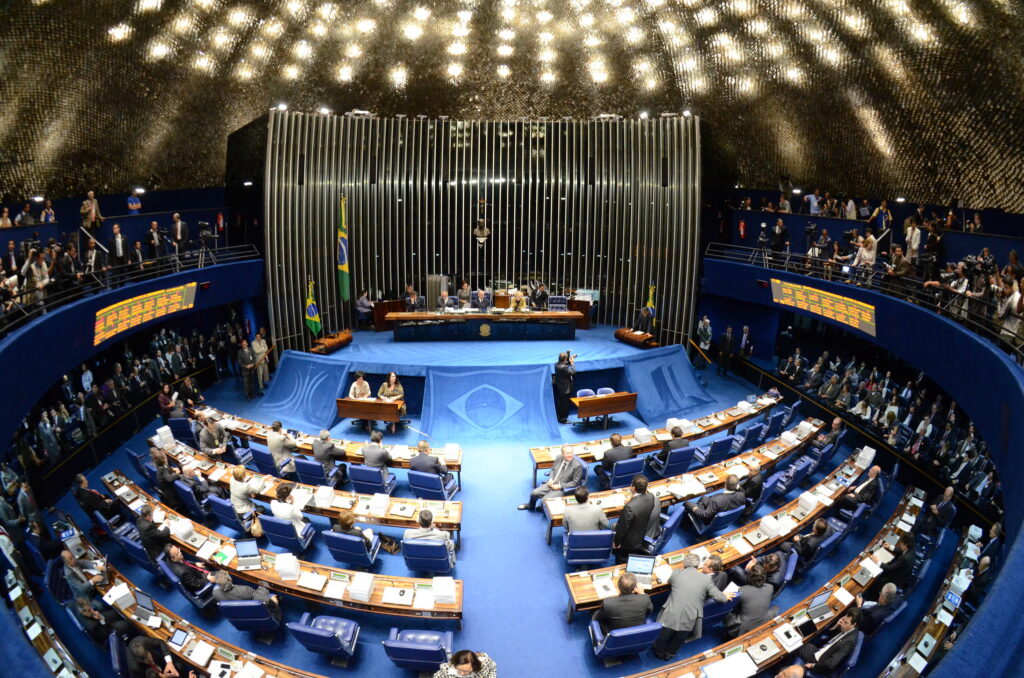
[42,345,955,678]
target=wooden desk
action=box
[882,529,975,676]
[191,407,463,486]
[103,471,464,626]
[373,299,406,331]
[310,330,353,355]
[336,398,404,423]
[567,298,592,330]
[541,418,825,544]
[165,441,462,542]
[571,391,638,427]
[623,488,924,677]
[59,517,328,678]
[384,310,585,341]
[563,448,865,620]
[3,565,87,677]
[614,327,659,349]
[528,395,781,484]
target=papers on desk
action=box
[773,623,803,652]
[236,661,265,678]
[654,564,674,585]
[382,586,415,606]
[206,661,232,678]
[413,588,435,610]
[18,606,33,626]
[42,649,61,671]
[324,580,348,600]
[314,486,334,508]
[390,445,411,460]
[702,651,758,678]
[211,544,236,566]
[145,615,162,629]
[195,540,219,562]
[908,652,929,673]
[298,571,327,592]
[777,515,799,534]
[833,587,855,607]
[593,578,617,599]
[909,496,924,508]
[208,467,227,482]
[128,498,146,513]
[917,633,938,657]
[691,545,711,563]
[26,621,43,640]
[591,447,607,461]
[670,475,705,499]
[114,485,133,498]
[8,585,22,601]
[591,494,625,510]
[730,536,753,556]
[896,519,915,533]
[547,498,566,515]
[389,503,417,518]
[655,432,672,442]
[57,669,75,678]
[332,495,356,510]
[368,493,390,517]
[859,556,883,578]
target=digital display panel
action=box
[94,282,198,346]
[770,278,877,337]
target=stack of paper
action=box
[432,576,456,604]
[298,571,327,592]
[593,578,617,599]
[195,541,219,561]
[390,503,416,518]
[833,587,854,606]
[331,495,356,510]
[275,553,300,580]
[760,515,781,537]
[778,515,799,534]
[654,564,674,584]
[547,498,566,515]
[314,486,334,508]
[369,493,390,517]
[731,536,753,555]
[236,662,265,678]
[349,573,375,602]
[780,431,798,446]
[390,445,411,459]
[324,580,347,600]
[413,588,435,610]
[702,651,758,678]
[859,556,882,578]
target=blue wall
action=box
[0,260,265,451]
[701,258,1024,677]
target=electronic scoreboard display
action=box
[770,278,877,337]
[93,282,198,346]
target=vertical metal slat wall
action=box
[264,111,701,354]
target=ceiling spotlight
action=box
[412,6,430,21]
[538,49,556,63]
[453,24,470,37]
[193,54,213,70]
[639,111,649,119]
[402,23,423,40]
[580,13,595,27]
[540,70,556,83]
[243,181,253,187]
[318,106,332,115]
[286,1,304,16]
[682,109,692,117]
[149,41,170,59]
[345,43,362,58]
[137,0,162,12]
[263,19,284,37]
[318,2,337,19]
[496,64,510,78]
[498,28,514,40]
[448,41,466,55]
[133,187,147,194]
[896,197,906,203]
[228,8,249,25]
[293,41,312,59]
[390,65,408,87]
[457,9,472,22]
[31,196,44,202]
[356,18,375,33]
[501,7,515,20]
[235,65,253,79]
[309,21,327,37]
[447,62,463,78]
[173,15,194,32]
[497,44,513,56]
[276,102,288,111]
[337,64,354,81]
[283,64,300,79]
[536,10,553,23]
[108,24,131,41]
[792,188,802,194]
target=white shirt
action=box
[844,200,857,220]
[270,500,306,537]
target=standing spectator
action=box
[695,315,712,370]
[778,193,791,213]
[40,200,56,223]
[127,190,142,215]
[237,338,257,400]
[145,221,162,259]
[170,213,189,252]
[79,191,103,237]
[803,188,821,215]
[14,203,36,227]
[716,325,734,376]
[0,207,12,229]
[252,329,270,391]
[612,475,655,563]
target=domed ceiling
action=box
[2,0,1023,209]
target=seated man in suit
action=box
[436,290,458,310]
[632,306,653,333]
[136,504,172,562]
[653,426,688,466]
[312,429,348,482]
[266,421,297,474]
[530,283,549,309]
[518,444,585,511]
[405,291,426,312]
[360,430,391,471]
[403,509,456,567]
[410,439,453,484]
[786,518,833,564]
[593,572,653,633]
[728,553,786,594]
[563,486,609,533]
[965,555,993,607]
[794,607,862,676]
[814,418,843,450]
[915,485,955,537]
[61,549,105,599]
[855,583,903,636]
[837,465,881,511]
[684,474,746,523]
[597,433,632,490]
[198,417,233,460]
[164,543,210,592]
[128,635,183,678]
[71,473,119,520]
[180,466,226,501]
[740,462,764,514]
[865,533,916,601]
[74,596,132,643]
[613,475,656,563]
[210,569,282,622]
[470,289,489,310]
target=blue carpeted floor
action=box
[40,330,954,678]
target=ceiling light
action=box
[276,102,288,110]
[318,2,337,19]
[402,23,423,40]
[193,0,215,9]
[283,64,300,78]
[249,42,268,57]
[497,44,513,56]
[263,19,284,36]
[108,24,131,41]
[540,70,556,83]
[337,63,354,80]
[639,111,648,119]
[194,54,213,70]
[538,31,554,43]
[137,0,162,12]
[173,15,194,32]
[579,13,594,27]
[682,109,692,117]
[896,197,906,202]
[538,49,556,62]
[453,24,470,37]
[792,187,802,194]
[287,1,304,16]
[149,41,170,59]
[345,43,362,57]
[583,34,600,47]
[412,6,430,21]
[212,31,232,48]
[243,181,253,187]
[496,64,511,78]
[536,10,553,23]
[696,8,718,25]
[235,65,253,79]
[229,8,248,25]
[31,196,44,202]
[293,41,312,58]
[448,41,466,55]
[457,9,472,22]
[318,106,331,115]
[498,29,514,40]
[309,21,327,37]
[447,62,463,78]
[356,18,375,33]
[501,7,515,20]
[390,65,408,87]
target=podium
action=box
[614,327,659,349]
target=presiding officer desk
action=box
[57,516,328,678]
[103,471,465,626]
[164,441,463,542]
[529,394,782,484]
[883,529,978,677]
[541,418,825,544]
[384,310,585,341]
[625,487,924,678]
[564,449,869,620]
[191,406,464,487]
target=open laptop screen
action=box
[626,555,656,575]
[235,539,259,558]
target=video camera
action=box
[842,229,860,242]
[197,221,217,246]
[804,223,818,237]
[757,222,770,247]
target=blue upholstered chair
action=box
[173,480,211,520]
[780,399,802,429]
[694,436,737,466]
[167,417,196,446]
[22,535,45,572]
[774,550,800,599]
[548,295,568,312]
[731,424,765,452]
[828,503,867,541]
[588,620,662,666]
[408,470,459,500]
[109,632,131,678]
[648,445,697,478]
[92,509,138,544]
[774,457,813,498]
[576,388,596,398]
[563,529,614,568]
[251,448,291,477]
[349,464,397,495]
[44,557,73,604]
[866,599,908,638]
[65,604,92,642]
[607,457,645,489]
[143,461,160,487]
[745,472,781,517]
[799,529,843,573]
[158,557,216,612]
[642,504,686,555]
[261,515,316,553]
[294,457,345,488]
[382,627,454,672]
[596,387,615,396]
[286,613,361,667]
[322,529,381,569]
[687,502,745,537]
[763,410,786,440]
[703,595,740,628]
[218,600,281,643]
[402,540,454,575]
[128,450,152,485]
[121,536,160,573]
[208,495,255,535]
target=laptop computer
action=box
[235,539,262,571]
[131,590,158,626]
[626,555,656,588]
[807,590,834,621]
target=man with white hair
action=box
[312,429,348,482]
[856,582,904,635]
[518,445,585,511]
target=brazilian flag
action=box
[646,284,657,327]
[305,280,322,335]
[337,196,351,302]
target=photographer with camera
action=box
[924,262,970,318]
[20,249,50,307]
[922,220,945,282]
[883,244,913,297]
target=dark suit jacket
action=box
[74,486,118,519]
[169,558,207,592]
[436,296,457,309]
[718,332,734,357]
[812,628,859,674]
[601,444,632,475]
[410,452,447,476]
[875,546,915,591]
[594,592,653,632]
[741,473,764,506]
[614,492,656,553]
[689,490,745,523]
[727,583,774,634]
[553,360,575,394]
[128,637,175,678]
[850,477,880,506]
[137,518,171,561]
[860,595,904,635]
[108,234,129,267]
[405,297,426,311]
[795,526,834,562]
[470,296,489,310]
